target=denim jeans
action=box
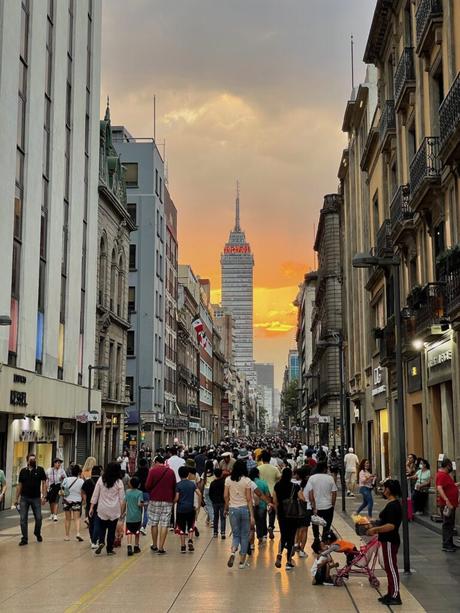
[229,506,250,554]
[255,506,267,539]
[212,502,226,535]
[96,517,118,552]
[20,496,42,542]
[204,489,214,523]
[356,486,374,517]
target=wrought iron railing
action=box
[413,282,445,335]
[416,0,443,47]
[390,184,412,234]
[440,72,460,152]
[394,48,415,103]
[379,100,396,143]
[376,219,393,257]
[409,137,442,199]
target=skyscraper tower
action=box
[221,184,255,386]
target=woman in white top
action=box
[202,460,216,525]
[90,462,125,555]
[61,464,85,541]
[224,460,254,570]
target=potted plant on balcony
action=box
[407,284,423,309]
[437,244,460,278]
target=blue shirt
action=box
[125,488,143,523]
[176,479,196,513]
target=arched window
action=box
[98,235,107,306]
[110,248,118,313]
[117,253,125,318]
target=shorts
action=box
[304,509,312,527]
[47,484,61,503]
[175,510,196,535]
[148,500,173,528]
[126,521,141,535]
[63,500,82,512]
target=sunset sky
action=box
[101,0,375,387]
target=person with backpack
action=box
[273,467,301,571]
[61,464,85,542]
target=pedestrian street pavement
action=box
[0,503,435,613]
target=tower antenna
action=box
[154,95,156,142]
[235,180,241,231]
[351,34,355,90]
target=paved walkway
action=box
[0,503,428,613]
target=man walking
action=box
[15,453,47,546]
[436,457,460,552]
[145,455,176,554]
[308,461,337,541]
[258,450,281,539]
[344,447,359,497]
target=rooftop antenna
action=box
[235,180,241,231]
[153,95,156,142]
[351,34,355,91]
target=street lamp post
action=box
[317,334,346,513]
[138,385,154,456]
[353,252,410,574]
[87,364,109,460]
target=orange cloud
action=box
[280,261,309,281]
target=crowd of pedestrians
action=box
[6,437,460,608]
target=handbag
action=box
[282,485,306,519]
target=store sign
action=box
[189,421,201,430]
[164,416,188,429]
[224,245,250,254]
[372,366,386,397]
[427,339,453,386]
[309,415,330,424]
[76,412,99,423]
[407,355,422,393]
[10,390,27,406]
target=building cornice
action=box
[363,0,395,65]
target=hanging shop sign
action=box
[407,355,422,393]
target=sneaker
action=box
[95,543,105,555]
[298,550,308,559]
[150,545,158,552]
[48,514,54,520]
[239,562,250,569]
[64,536,70,541]
[221,535,226,540]
[36,535,43,543]
[107,551,116,556]
[213,533,218,538]
[194,527,200,537]
[227,553,235,568]
[181,545,187,554]
[140,527,147,535]
[275,554,282,569]
[127,545,133,556]
[19,540,28,546]
[442,547,457,552]
[134,545,141,554]
[268,528,275,540]
[188,540,194,552]
[323,580,335,586]
[157,549,166,555]
[76,535,84,542]
[53,514,58,522]
[91,542,98,549]
[379,595,402,605]
[286,562,295,571]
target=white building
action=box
[0,0,102,503]
[112,126,166,450]
[221,187,255,387]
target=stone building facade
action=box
[95,104,135,464]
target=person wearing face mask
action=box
[436,458,460,553]
[15,453,47,546]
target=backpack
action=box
[59,478,77,499]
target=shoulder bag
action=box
[282,485,306,519]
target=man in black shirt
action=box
[15,453,47,546]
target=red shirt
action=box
[436,470,459,507]
[145,465,176,503]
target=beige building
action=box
[340,0,460,500]
[95,104,135,465]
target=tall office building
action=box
[0,0,102,502]
[255,363,275,423]
[221,186,255,386]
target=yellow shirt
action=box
[258,463,281,495]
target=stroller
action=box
[333,534,381,588]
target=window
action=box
[127,330,135,356]
[126,376,134,402]
[128,286,136,313]
[129,244,136,269]
[372,192,379,243]
[127,203,136,225]
[124,163,138,187]
[155,169,159,195]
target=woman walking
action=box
[412,459,431,515]
[90,462,125,556]
[81,456,97,480]
[367,479,403,606]
[356,459,375,517]
[202,460,216,526]
[273,467,300,570]
[224,459,254,569]
[61,464,85,541]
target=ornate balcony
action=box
[439,72,460,164]
[390,184,413,243]
[379,100,396,152]
[409,137,442,210]
[376,219,393,257]
[439,245,460,320]
[379,315,395,367]
[412,282,446,341]
[416,0,443,56]
[394,48,415,111]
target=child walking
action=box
[175,466,202,553]
[125,476,143,556]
